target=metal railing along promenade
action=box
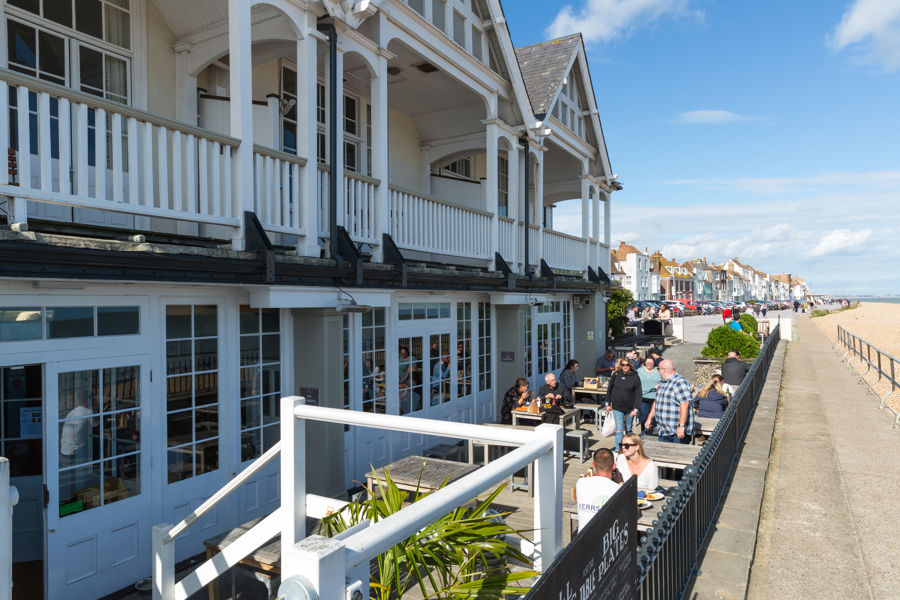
[834,325,900,427]
[637,324,781,598]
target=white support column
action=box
[151,524,175,600]
[591,184,600,267]
[507,142,519,268]
[485,121,499,269]
[535,149,544,270]
[281,396,307,551]
[603,190,611,247]
[421,145,432,195]
[282,536,347,599]
[174,42,197,125]
[331,38,346,229]
[371,50,390,261]
[228,0,255,250]
[581,174,591,274]
[532,424,563,571]
[297,26,320,257]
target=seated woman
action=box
[558,359,579,405]
[615,433,659,491]
[692,374,729,418]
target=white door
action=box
[45,356,150,599]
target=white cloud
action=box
[828,0,900,71]
[546,0,697,44]
[809,228,873,257]
[672,110,769,125]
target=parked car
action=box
[671,298,699,311]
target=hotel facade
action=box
[0,0,617,596]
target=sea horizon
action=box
[849,297,900,304]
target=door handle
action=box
[43,483,49,509]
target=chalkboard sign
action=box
[524,476,637,600]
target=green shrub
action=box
[608,288,634,336]
[739,312,758,334]
[702,325,761,358]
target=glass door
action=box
[45,356,150,599]
[397,336,425,416]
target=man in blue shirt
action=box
[728,319,743,332]
[645,359,693,444]
[595,348,617,377]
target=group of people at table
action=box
[500,345,752,532]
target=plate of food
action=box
[637,498,653,510]
[641,491,665,501]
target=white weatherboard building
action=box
[0,1,618,597]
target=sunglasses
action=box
[620,443,637,448]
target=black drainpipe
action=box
[520,135,530,277]
[318,21,338,262]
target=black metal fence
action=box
[636,324,782,598]
[835,325,900,428]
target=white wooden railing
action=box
[498,216,516,264]
[0,70,240,232]
[543,229,587,272]
[389,186,492,260]
[252,145,307,236]
[152,398,563,600]
[344,171,379,243]
[1,458,18,600]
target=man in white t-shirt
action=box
[60,400,92,465]
[574,448,622,532]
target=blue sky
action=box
[502,0,900,295]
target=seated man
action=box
[537,372,563,405]
[573,448,621,532]
[595,348,617,377]
[500,377,531,424]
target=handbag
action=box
[600,412,615,437]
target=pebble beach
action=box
[811,301,900,410]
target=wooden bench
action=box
[564,429,590,463]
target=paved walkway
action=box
[747,316,900,599]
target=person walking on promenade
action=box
[721,350,750,395]
[722,305,732,324]
[645,359,693,444]
[573,448,621,532]
[762,304,768,317]
[638,357,661,436]
[604,358,643,451]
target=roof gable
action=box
[514,34,581,118]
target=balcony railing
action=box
[0,70,240,232]
[252,145,307,236]
[389,185,492,260]
[543,229,588,272]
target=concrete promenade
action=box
[746,316,900,599]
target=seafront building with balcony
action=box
[0,1,618,597]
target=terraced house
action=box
[0,0,618,597]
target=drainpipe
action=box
[318,21,339,262]
[520,135,530,277]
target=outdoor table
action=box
[641,439,701,470]
[574,402,607,433]
[564,477,679,537]
[511,405,580,429]
[469,423,535,494]
[366,455,479,494]
[203,517,281,600]
[571,384,608,403]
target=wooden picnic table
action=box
[641,439,701,469]
[511,405,581,428]
[573,402,608,433]
[564,478,679,536]
[366,455,479,494]
[695,416,720,436]
[203,517,281,600]
[570,385,608,403]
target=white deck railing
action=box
[389,186,492,260]
[344,171,379,243]
[252,145,307,237]
[499,216,516,264]
[1,458,19,600]
[151,398,563,600]
[0,70,240,232]
[542,229,587,272]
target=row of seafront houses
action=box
[610,242,812,303]
[0,0,621,597]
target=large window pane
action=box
[97,306,139,336]
[47,307,94,338]
[0,307,42,341]
[75,0,103,39]
[238,306,281,461]
[104,4,130,49]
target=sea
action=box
[849,297,900,304]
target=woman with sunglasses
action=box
[604,358,643,451]
[616,433,659,491]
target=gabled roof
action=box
[614,241,643,261]
[514,34,582,118]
